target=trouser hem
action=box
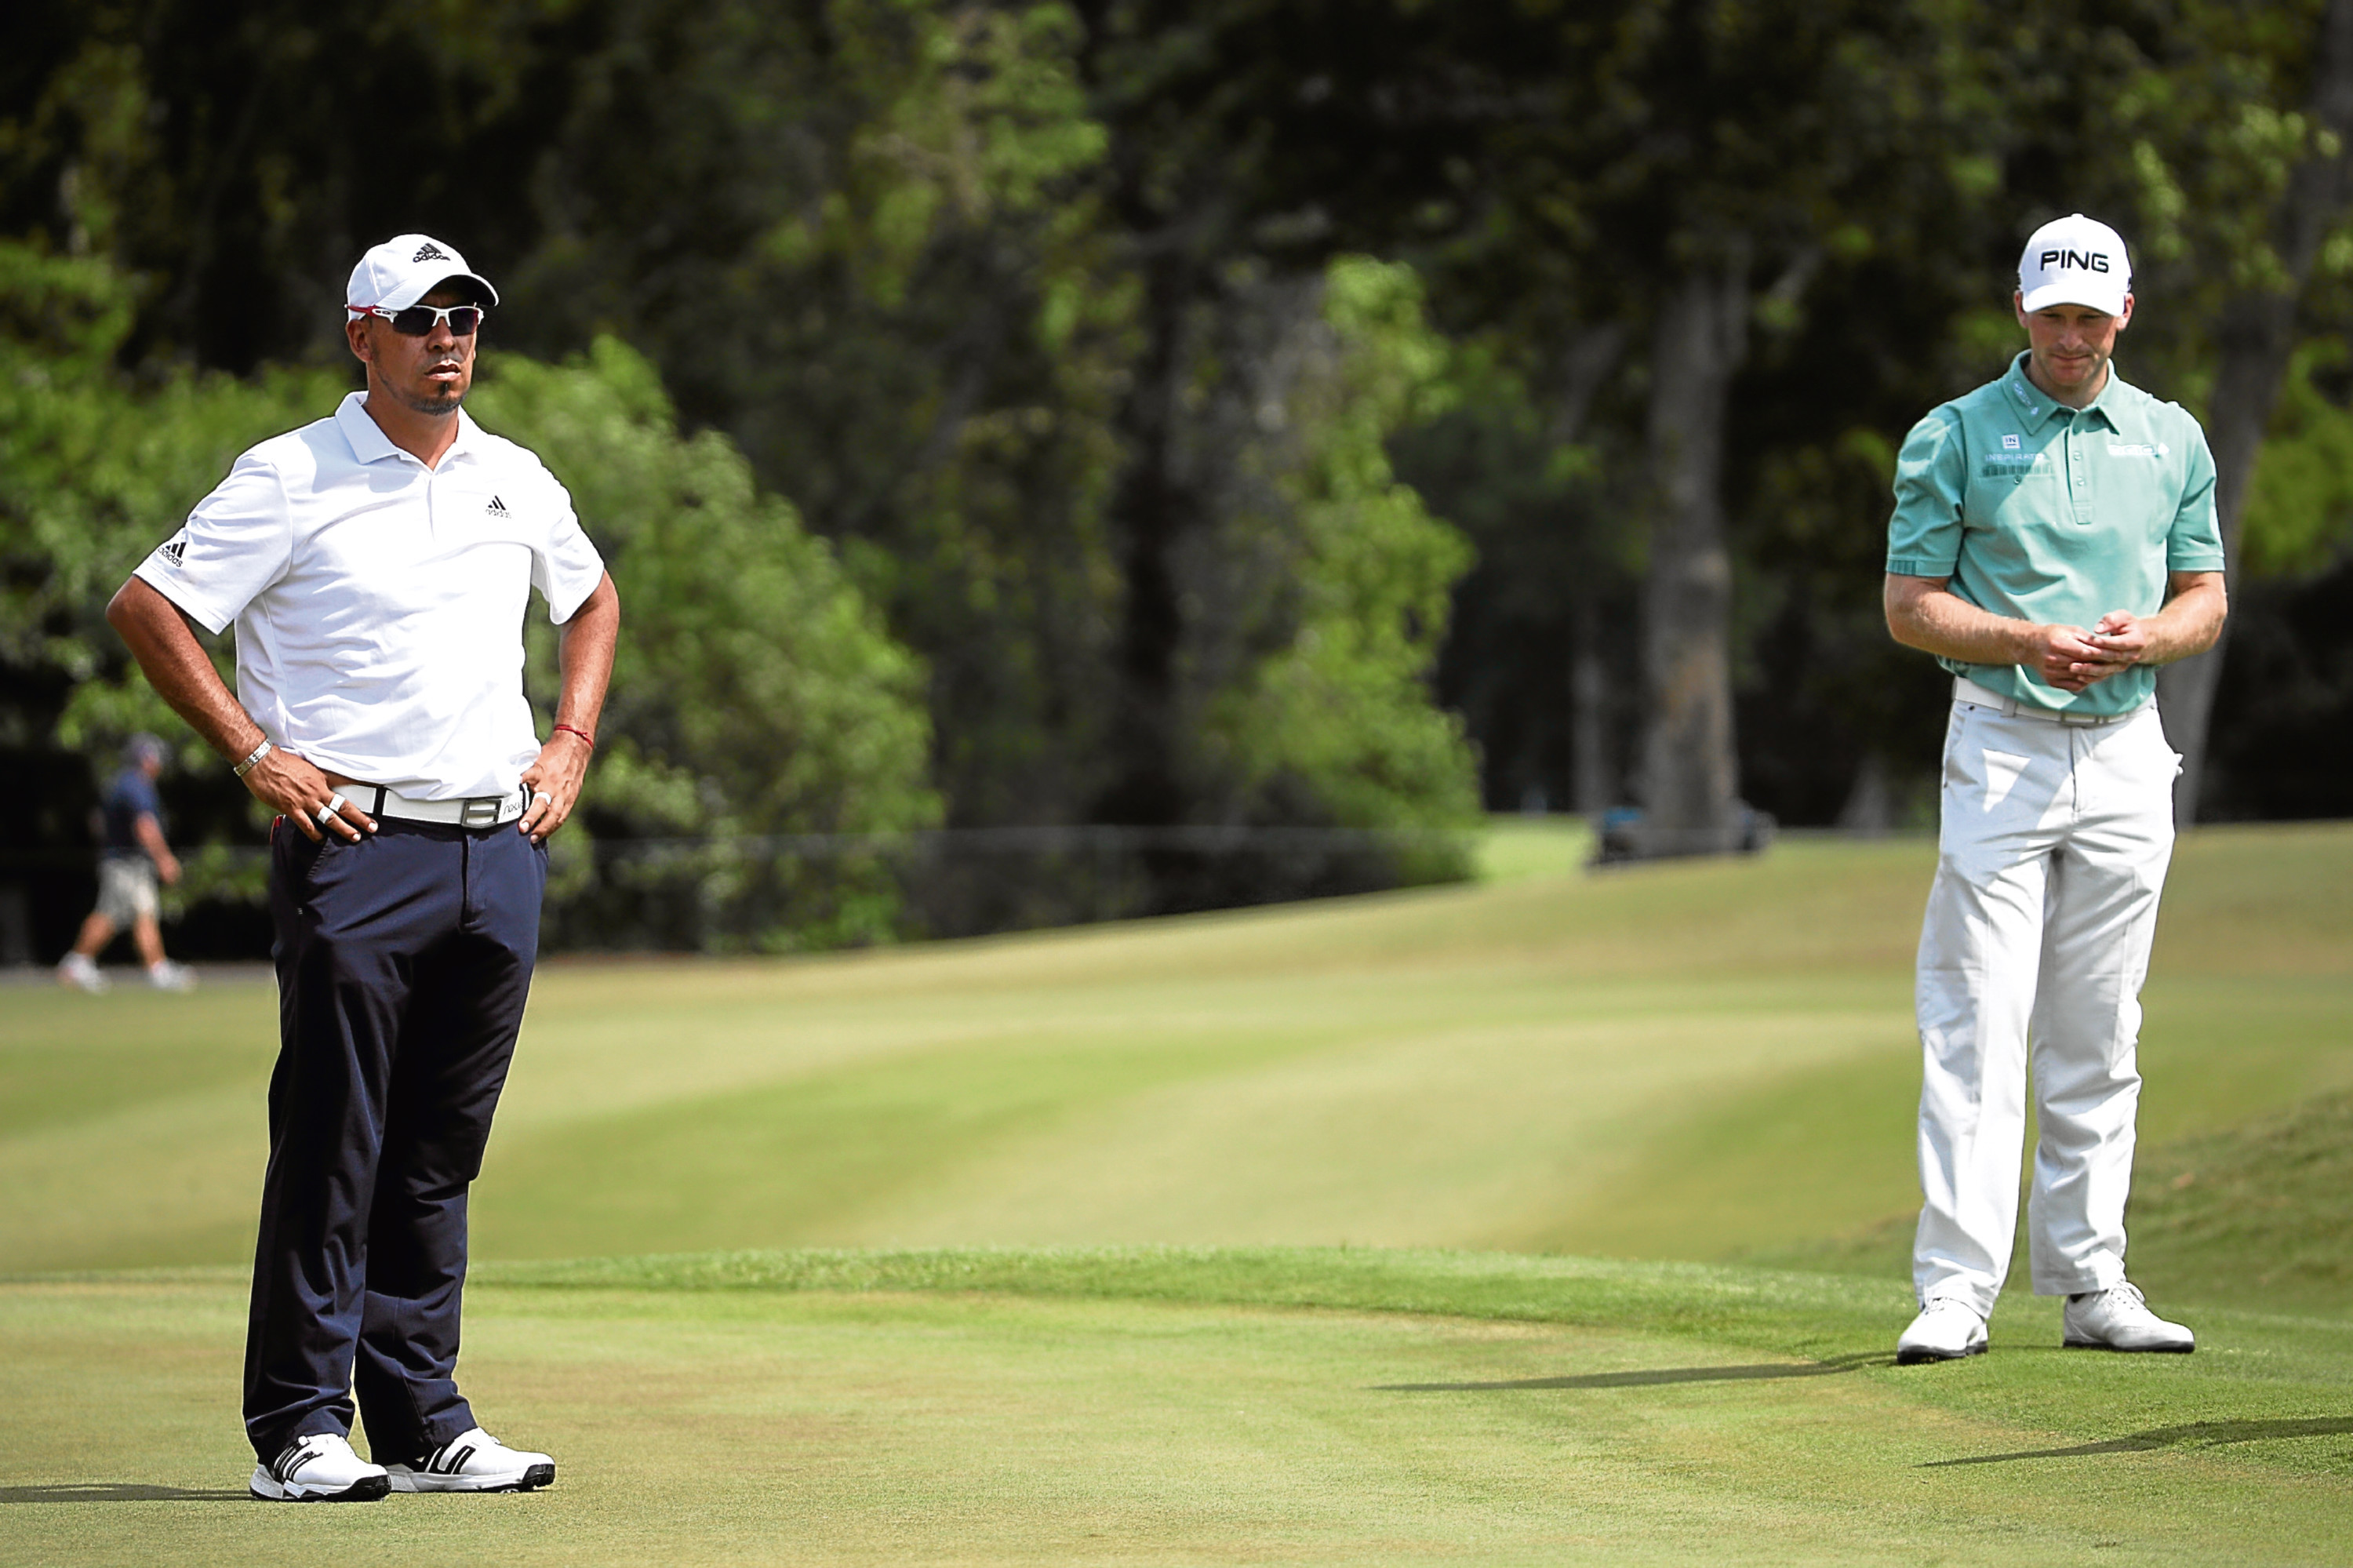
[2032,1261,2123,1298]
[249,1411,351,1463]
[1916,1284,1998,1319]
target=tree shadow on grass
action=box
[0,1484,250,1503]
[1925,1416,2353,1466]
[1378,1351,1892,1392]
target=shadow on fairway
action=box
[0,1484,252,1504]
[1924,1415,2353,1466]
[1379,1351,1891,1392]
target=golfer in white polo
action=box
[109,235,618,1499]
[1882,213,2227,1364]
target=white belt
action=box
[1954,676,2146,727]
[352,782,530,828]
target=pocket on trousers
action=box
[1946,726,2032,810]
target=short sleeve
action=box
[132,451,293,634]
[1886,411,1967,577]
[530,471,607,624]
[2166,425,2226,572]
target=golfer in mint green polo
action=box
[1882,213,2228,1366]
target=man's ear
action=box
[2115,293,2135,332]
[344,315,375,366]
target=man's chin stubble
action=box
[391,385,465,417]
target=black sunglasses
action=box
[361,302,486,337]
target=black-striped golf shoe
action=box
[384,1428,556,1493]
[249,1433,390,1502]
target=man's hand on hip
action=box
[518,730,591,844]
[246,750,375,843]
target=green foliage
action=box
[468,338,943,950]
[1204,258,1482,872]
[508,0,1140,834]
[0,242,333,733]
[2238,340,2353,577]
[2111,2,2334,295]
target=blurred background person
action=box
[56,733,195,993]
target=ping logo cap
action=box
[344,234,500,315]
[2018,213,2129,316]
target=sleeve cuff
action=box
[545,567,606,625]
[131,562,233,636]
[1886,556,1956,577]
[2167,553,2227,572]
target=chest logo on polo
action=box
[486,495,509,516]
[1980,446,2046,478]
[2107,442,2169,458]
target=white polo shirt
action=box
[135,393,606,800]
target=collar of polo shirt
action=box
[336,391,483,467]
[2004,351,2120,431]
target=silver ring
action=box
[533,791,552,803]
[315,793,345,826]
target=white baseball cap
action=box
[2017,213,2130,315]
[344,234,500,315]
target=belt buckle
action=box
[460,795,502,828]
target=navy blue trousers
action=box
[245,817,546,1462]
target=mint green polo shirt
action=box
[1886,351,2224,715]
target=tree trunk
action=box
[1570,595,1613,815]
[1550,322,1628,821]
[1636,256,1749,857]
[1096,251,1195,828]
[2160,0,2353,821]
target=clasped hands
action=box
[2035,611,2151,694]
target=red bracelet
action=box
[554,722,596,750]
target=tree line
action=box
[5,0,2351,952]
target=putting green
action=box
[4,1250,2350,1566]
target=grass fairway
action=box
[9,824,2351,1286]
[5,822,2352,1561]
[7,1251,2353,1566]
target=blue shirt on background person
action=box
[100,766,165,860]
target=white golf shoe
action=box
[1895,1297,1988,1365]
[56,952,107,994]
[146,959,197,991]
[249,1433,390,1501]
[2063,1281,2195,1353]
[384,1428,556,1493]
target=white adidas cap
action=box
[2017,213,2130,315]
[344,234,500,315]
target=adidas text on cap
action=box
[2017,213,2130,316]
[345,235,500,315]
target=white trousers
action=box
[1912,696,2180,1316]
